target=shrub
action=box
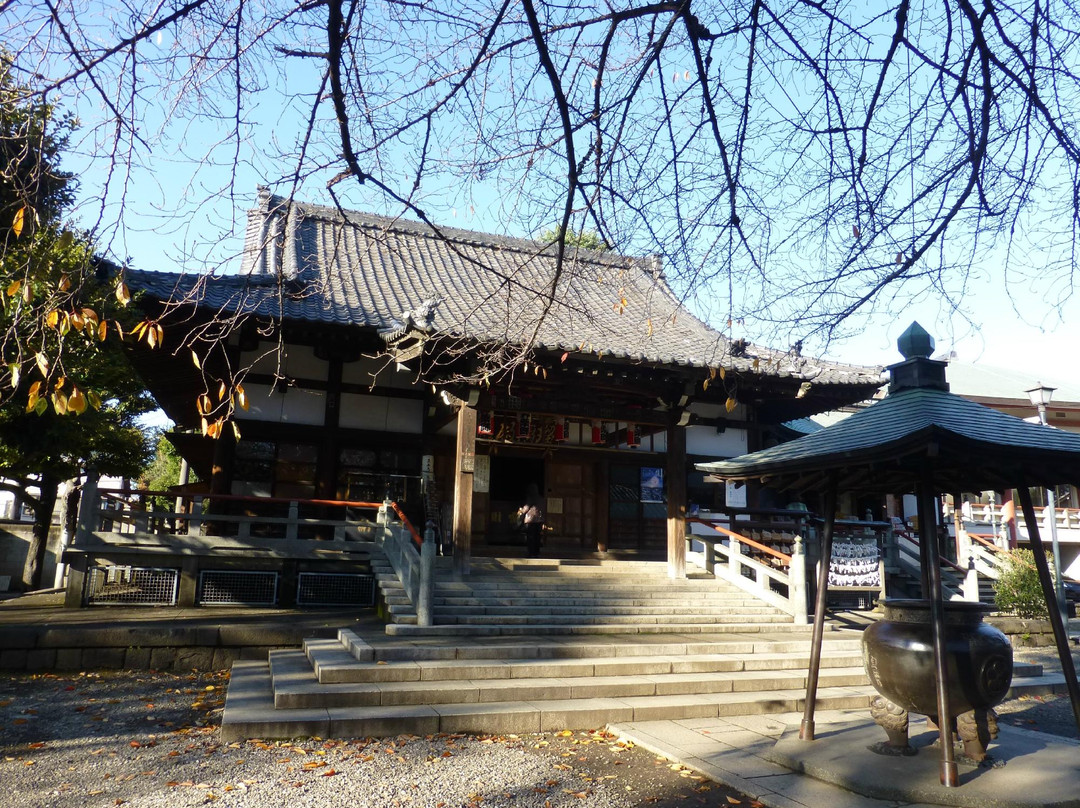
[994,549,1052,618]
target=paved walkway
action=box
[612,706,1080,808]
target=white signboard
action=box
[472,455,490,493]
[726,481,747,509]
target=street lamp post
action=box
[1025,382,1068,623]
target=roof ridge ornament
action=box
[888,321,948,394]
[897,321,935,359]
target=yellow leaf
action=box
[709,367,717,380]
[218,381,227,400]
[22,283,31,303]
[98,320,108,341]
[9,364,20,388]
[155,324,164,347]
[200,416,209,436]
[25,393,37,414]
[191,351,201,370]
[6,279,21,298]
[35,352,49,376]
[68,388,87,415]
[752,358,760,370]
[646,318,653,337]
[87,390,102,410]
[52,392,68,415]
[236,385,249,411]
[702,378,709,391]
[58,275,71,292]
[725,397,737,413]
[230,421,242,440]
[114,321,125,340]
[13,205,26,237]
[82,307,99,325]
[116,282,131,306]
[197,394,212,416]
[46,310,59,328]
[70,311,84,330]
[146,325,158,349]
[719,366,726,380]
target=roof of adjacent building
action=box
[698,358,1080,493]
[127,189,883,387]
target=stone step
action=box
[299,640,868,686]
[220,659,878,741]
[433,613,794,626]
[431,604,784,617]
[270,649,873,709]
[431,594,767,606]
[335,631,865,663]
[434,580,735,591]
[384,621,816,636]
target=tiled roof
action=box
[697,384,1080,492]
[127,190,883,386]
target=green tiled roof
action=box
[697,385,1080,493]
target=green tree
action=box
[539,228,609,252]
[993,549,1051,620]
[0,59,155,590]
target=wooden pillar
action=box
[453,404,477,575]
[666,422,687,579]
[316,358,343,499]
[595,461,609,553]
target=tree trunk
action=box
[20,474,60,592]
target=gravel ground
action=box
[993,646,1080,738]
[0,670,756,808]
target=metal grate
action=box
[86,566,179,606]
[296,572,375,606]
[198,570,278,606]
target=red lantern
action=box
[554,418,569,443]
[591,421,604,445]
[626,424,639,448]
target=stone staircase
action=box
[374,556,798,635]
[219,625,1059,741]
[221,627,875,741]
[220,556,1058,741]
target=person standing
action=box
[519,484,544,558]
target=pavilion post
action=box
[799,478,837,741]
[916,479,958,787]
[1017,486,1080,735]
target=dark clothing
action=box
[525,522,542,557]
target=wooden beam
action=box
[667,422,687,579]
[453,405,477,575]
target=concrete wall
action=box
[0,522,62,590]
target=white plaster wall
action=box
[686,425,748,457]
[239,343,328,380]
[342,356,419,391]
[340,393,423,433]
[236,383,327,425]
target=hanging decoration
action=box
[517,413,533,439]
[591,421,604,445]
[554,418,569,443]
[626,424,640,448]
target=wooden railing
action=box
[87,487,424,545]
[70,478,436,623]
[686,518,807,623]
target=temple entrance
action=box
[608,463,667,555]
[484,455,545,549]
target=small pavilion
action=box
[698,322,1080,787]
